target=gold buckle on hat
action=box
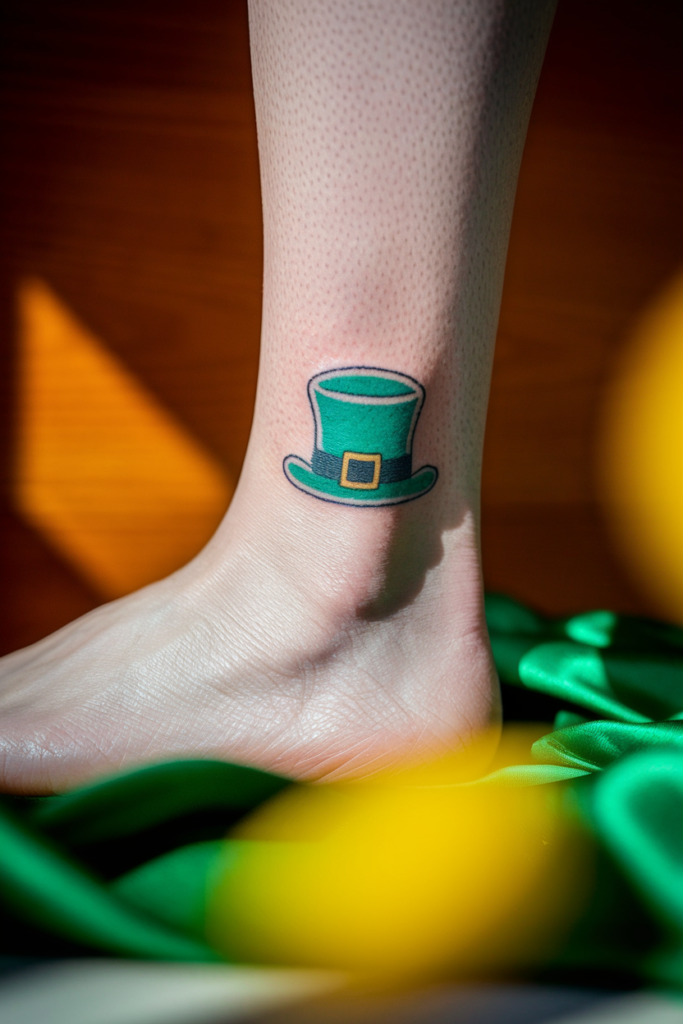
[340,451,381,490]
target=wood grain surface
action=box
[1,0,682,655]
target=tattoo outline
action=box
[283,366,438,507]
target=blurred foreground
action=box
[0,597,681,1022]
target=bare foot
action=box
[0,456,498,792]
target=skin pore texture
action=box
[0,1,556,792]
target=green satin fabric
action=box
[486,595,683,989]
[0,594,680,988]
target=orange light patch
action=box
[14,279,233,598]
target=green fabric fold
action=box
[582,749,683,989]
[518,642,654,722]
[111,841,231,941]
[532,721,683,773]
[29,759,291,845]
[0,802,220,961]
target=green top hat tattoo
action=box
[284,366,438,507]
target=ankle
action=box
[212,464,485,641]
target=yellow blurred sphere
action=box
[206,731,586,978]
[600,270,683,623]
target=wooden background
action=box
[1,0,683,655]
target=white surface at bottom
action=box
[553,992,683,1024]
[0,960,343,1024]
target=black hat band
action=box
[312,449,412,486]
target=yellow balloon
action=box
[600,269,683,623]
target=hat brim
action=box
[284,456,437,507]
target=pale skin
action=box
[0,1,556,792]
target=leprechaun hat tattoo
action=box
[284,367,438,507]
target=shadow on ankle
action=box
[357,503,449,620]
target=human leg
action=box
[0,0,556,791]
